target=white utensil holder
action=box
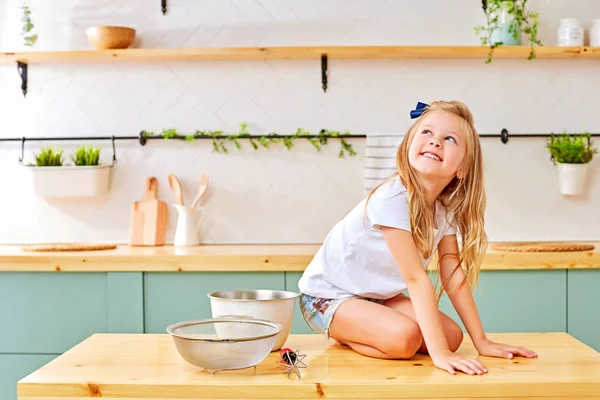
[173,205,206,246]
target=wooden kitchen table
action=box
[17,333,600,400]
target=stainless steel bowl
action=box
[207,290,299,351]
[166,316,283,373]
[208,290,299,301]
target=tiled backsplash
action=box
[0,0,598,244]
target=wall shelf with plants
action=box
[2,45,600,96]
[5,0,600,95]
[3,45,599,65]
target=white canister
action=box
[590,19,600,47]
[558,18,584,46]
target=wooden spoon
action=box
[168,174,184,206]
[191,173,209,209]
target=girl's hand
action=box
[476,338,538,359]
[431,349,488,375]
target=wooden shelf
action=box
[0,242,597,272]
[3,45,598,96]
[1,45,600,64]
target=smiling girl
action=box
[298,100,537,376]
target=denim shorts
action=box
[299,293,384,339]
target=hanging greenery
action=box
[141,122,358,158]
[473,0,542,63]
[20,5,38,47]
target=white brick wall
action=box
[0,0,599,244]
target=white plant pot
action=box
[27,164,113,197]
[557,162,588,196]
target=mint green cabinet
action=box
[0,272,143,354]
[285,272,314,334]
[568,270,600,351]
[0,272,141,400]
[143,272,286,333]
[0,354,58,400]
[438,270,567,334]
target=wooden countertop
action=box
[0,242,598,272]
[18,333,600,400]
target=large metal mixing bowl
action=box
[207,289,299,351]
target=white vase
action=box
[557,163,588,196]
[173,205,205,246]
[27,164,113,197]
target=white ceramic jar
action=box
[590,19,600,47]
[558,18,584,46]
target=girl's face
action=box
[408,110,467,183]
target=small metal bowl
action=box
[166,316,283,373]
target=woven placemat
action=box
[491,242,595,252]
[21,243,117,252]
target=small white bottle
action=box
[590,19,600,47]
[558,18,584,46]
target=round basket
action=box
[21,243,117,252]
[491,242,595,252]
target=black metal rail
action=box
[1,129,598,164]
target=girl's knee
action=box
[379,321,423,359]
[447,321,464,352]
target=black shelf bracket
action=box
[321,54,328,92]
[161,0,167,15]
[17,61,27,97]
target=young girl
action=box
[298,100,537,376]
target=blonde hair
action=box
[365,100,488,300]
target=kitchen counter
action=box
[0,242,598,272]
[17,333,600,400]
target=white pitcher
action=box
[173,205,205,246]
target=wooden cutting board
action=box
[129,177,167,246]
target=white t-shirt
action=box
[298,175,457,300]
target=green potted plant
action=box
[474,0,542,63]
[26,144,113,197]
[546,132,597,196]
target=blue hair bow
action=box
[410,102,429,119]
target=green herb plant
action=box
[473,0,541,63]
[141,122,357,158]
[20,6,38,48]
[31,145,64,166]
[546,132,597,164]
[71,144,101,166]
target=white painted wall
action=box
[0,0,598,244]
